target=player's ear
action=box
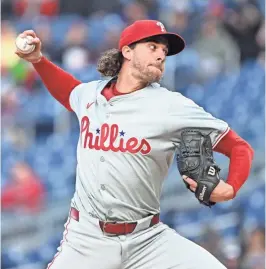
[121,46,133,61]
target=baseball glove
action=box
[176,129,221,207]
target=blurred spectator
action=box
[138,0,159,20]
[164,6,189,38]
[59,0,120,17]
[160,0,200,45]
[207,0,226,18]
[99,28,121,53]
[13,0,59,18]
[2,126,31,151]
[1,162,45,214]
[122,1,149,25]
[55,20,91,70]
[1,0,13,19]
[9,62,38,92]
[223,3,264,63]
[1,21,20,71]
[193,15,240,82]
[199,227,227,266]
[255,21,265,66]
[1,88,19,119]
[33,21,55,60]
[222,240,242,269]
[199,229,242,269]
[256,50,265,67]
[241,228,265,269]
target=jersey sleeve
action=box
[69,83,84,114]
[69,80,100,116]
[170,95,230,147]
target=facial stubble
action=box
[131,55,163,84]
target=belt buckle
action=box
[102,221,117,235]
[101,220,137,235]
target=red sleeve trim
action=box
[214,129,254,197]
[32,56,82,111]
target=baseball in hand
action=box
[15,35,35,54]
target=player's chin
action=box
[147,70,162,81]
[152,72,163,82]
[143,74,160,84]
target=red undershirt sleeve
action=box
[214,129,254,197]
[32,56,82,111]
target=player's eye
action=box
[149,44,156,50]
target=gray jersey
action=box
[69,78,229,221]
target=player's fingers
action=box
[22,30,37,38]
[27,37,40,45]
[15,51,25,57]
[34,38,42,51]
[17,33,26,39]
[183,176,197,188]
[190,186,196,192]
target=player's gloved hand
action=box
[15,30,43,63]
[177,129,224,207]
[183,176,234,202]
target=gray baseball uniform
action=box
[47,78,229,269]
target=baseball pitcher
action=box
[15,20,254,269]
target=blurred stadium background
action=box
[1,0,265,268]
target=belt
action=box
[70,207,160,235]
[99,214,160,235]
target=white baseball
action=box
[15,35,36,54]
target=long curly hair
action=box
[97,49,124,77]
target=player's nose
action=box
[156,48,166,62]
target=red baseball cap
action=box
[119,20,185,56]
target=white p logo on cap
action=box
[156,22,166,32]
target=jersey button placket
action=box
[99,158,106,192]
[105,102,114,121]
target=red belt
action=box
[70,207,159,235]
[99,214,159,235]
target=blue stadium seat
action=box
[1,252,18,268]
